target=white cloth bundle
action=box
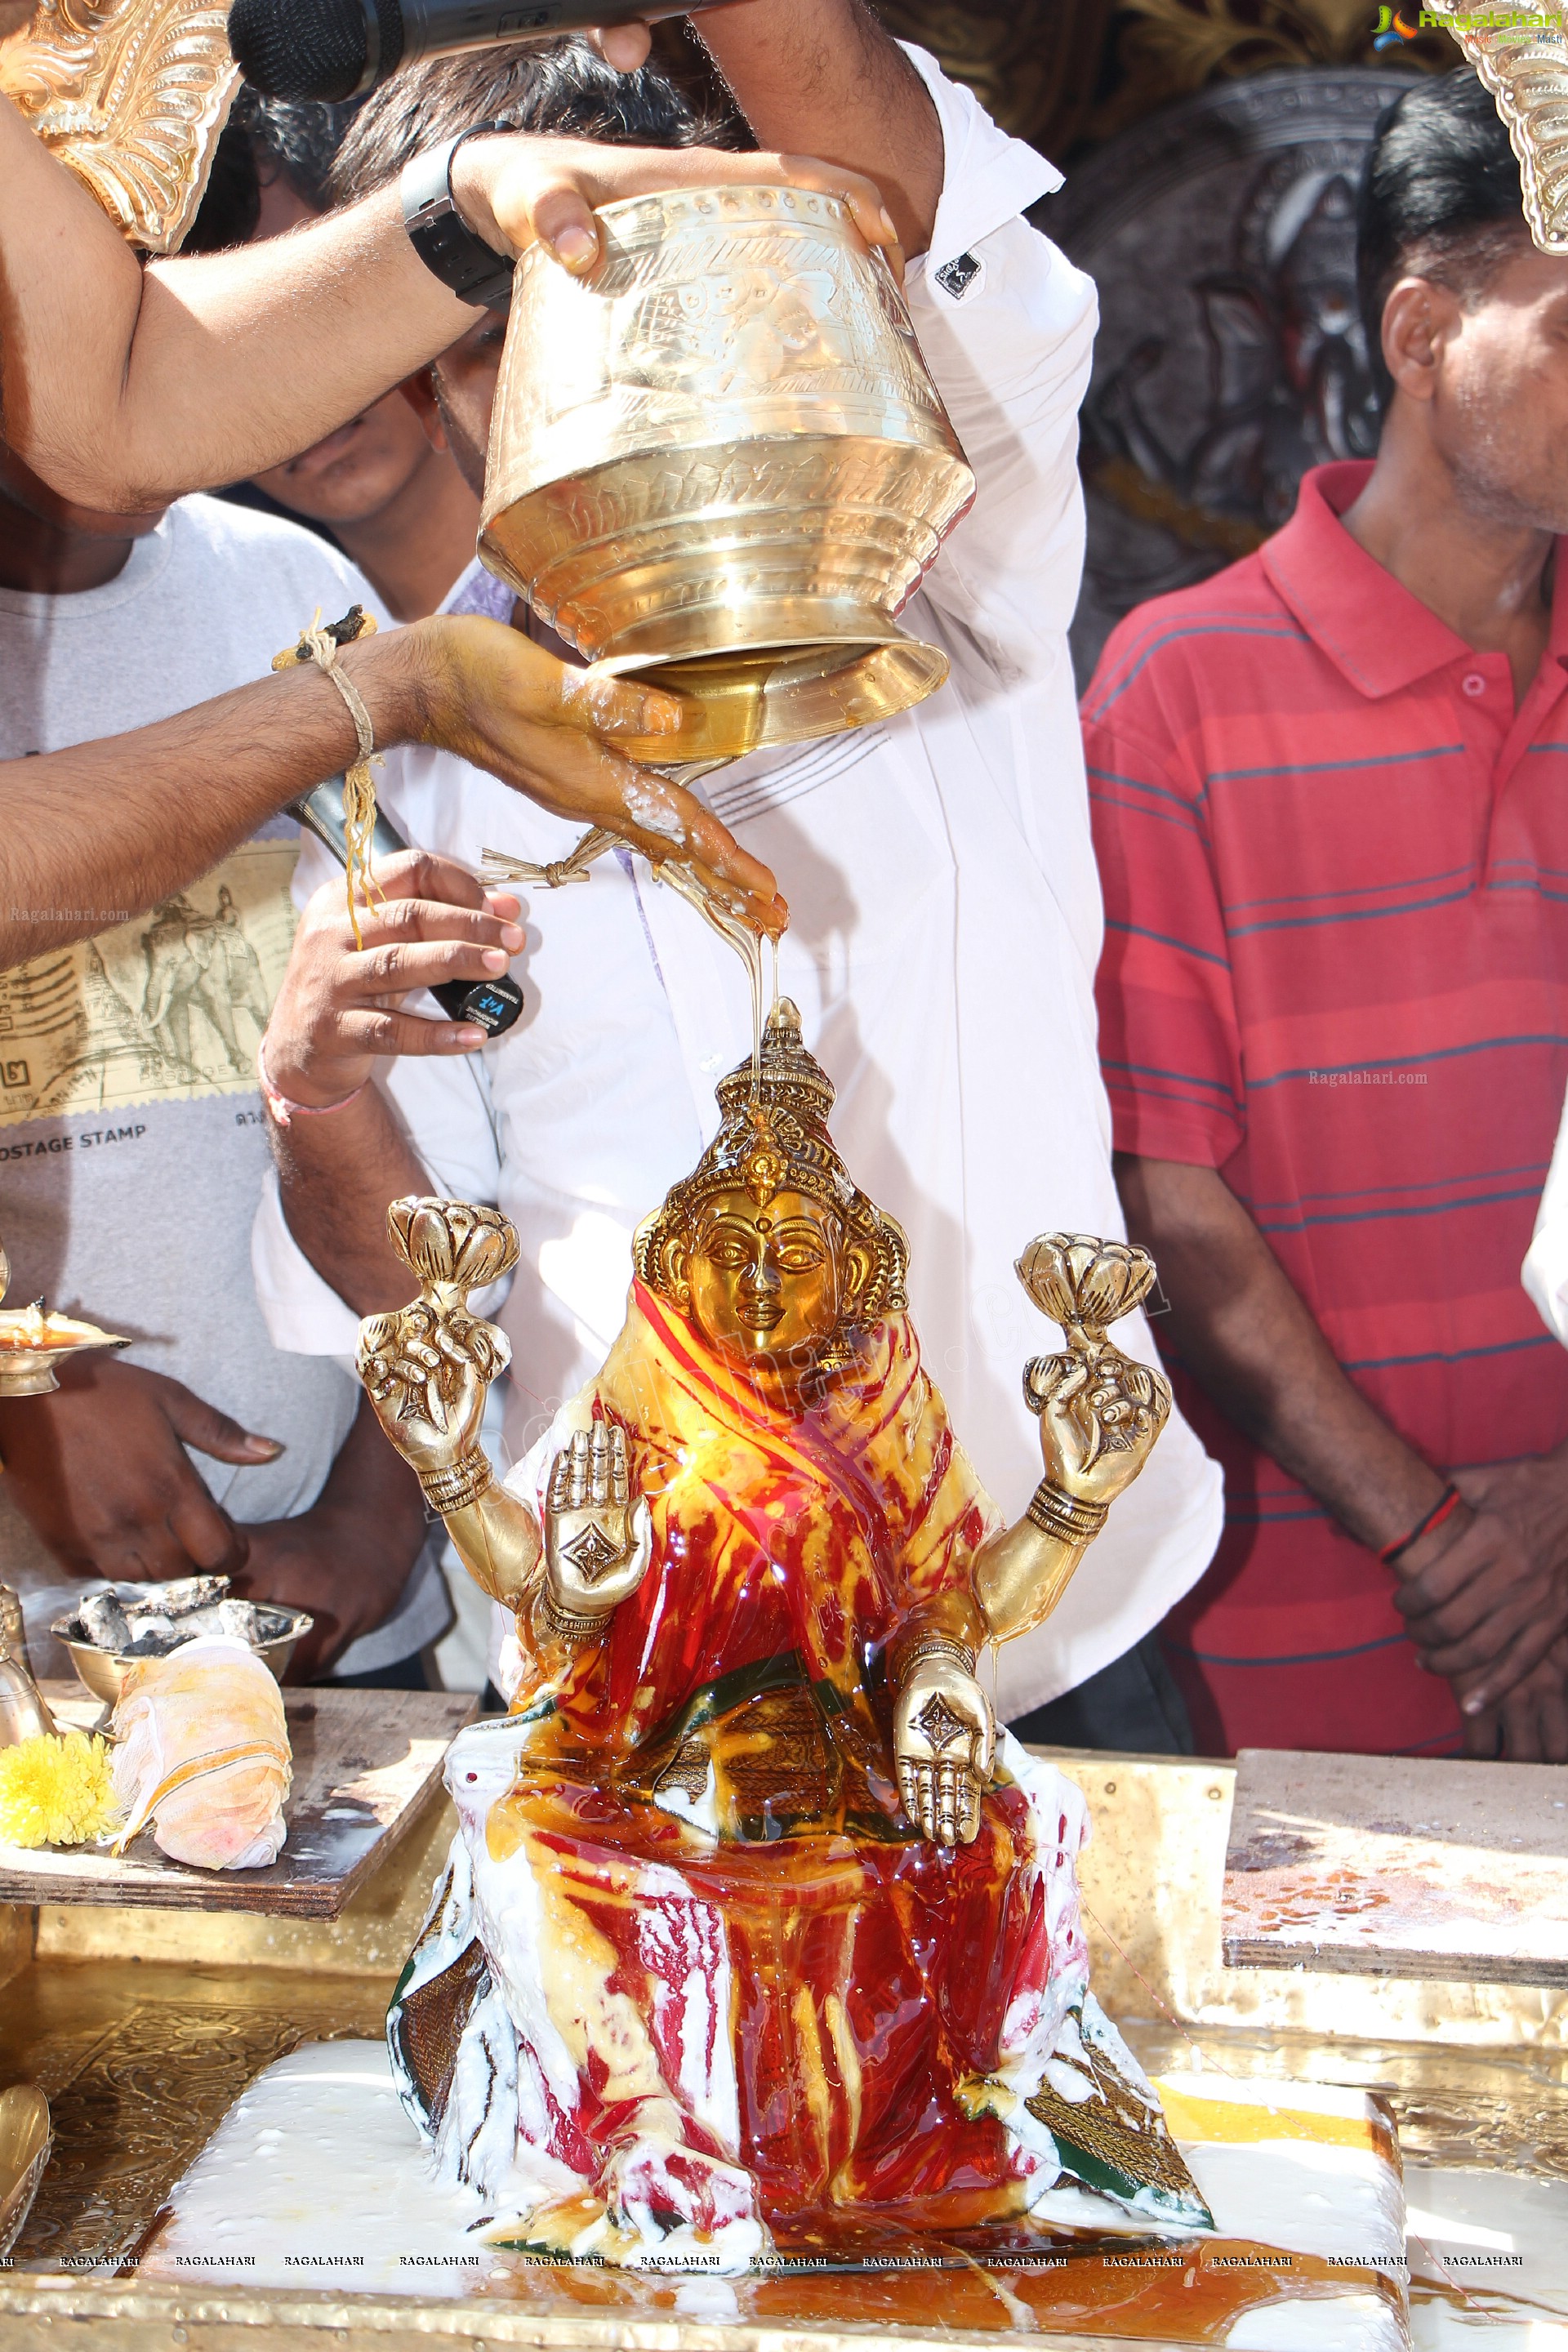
[111,1635,292,1869]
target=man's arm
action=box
[697,0,940,255]
[1116,1152,1568,1753]
[0,104,898,512]
[238,1392,431,1678]
[1,613,779,969]
[261,856,492,1314]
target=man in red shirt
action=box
[1085,70,1568,1762]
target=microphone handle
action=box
[289,777,525,1039]
[394,0,729,72]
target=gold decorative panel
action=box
[0,0,239,253]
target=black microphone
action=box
[290,776,525,1038]
[229,0,728,105]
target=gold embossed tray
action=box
[0,1686,474,1917]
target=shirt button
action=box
[1462,671,1487,697]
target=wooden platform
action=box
[1223,1744,1568,1985]
[0,1685,474,1918]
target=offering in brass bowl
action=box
[480,184,976,763]
[52,1577,312,1705]
[0,1228,129,1396]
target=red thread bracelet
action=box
[256,1036,367,1129]
[1379,1481,1462,1568]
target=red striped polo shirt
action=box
[1085,460,1568,1757]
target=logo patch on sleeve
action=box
[934,251,983,301]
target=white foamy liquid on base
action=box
[1406,2163,1568,2350]
[141,2041,1428,2350]
[140,2043,496,2295]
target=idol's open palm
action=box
[895,1658,995,1848]
[545,1423,650,1620]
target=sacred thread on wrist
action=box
[256,1034,366,1128]
[418,1451,493,1515]
[1379,1481,1461,1567]
[1026,1481,1108,1545]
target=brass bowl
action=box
[50,1607,314,1708]
[0,2084,50,2257]
[480,183,975,762]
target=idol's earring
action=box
[663,1236,693,1312]
[815,1240,875,1375]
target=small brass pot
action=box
[480,184,975,762]
[51,1609,314,1708]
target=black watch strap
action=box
[401,126,514,311]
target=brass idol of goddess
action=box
[357,1004,1205,2268]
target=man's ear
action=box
[399,368,449,452]
[1380,275,1460,406]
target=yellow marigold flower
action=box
[0,1731,122,1848]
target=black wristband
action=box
[401,126,514,311]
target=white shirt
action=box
[1526,1082,1568,1348]
[0,497,447,1674]
[254,49,1223,1715]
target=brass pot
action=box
[480,184,975,764]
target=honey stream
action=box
[657,863,777,1096]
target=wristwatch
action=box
[400,125,514,311]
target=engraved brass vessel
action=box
[480,184,976,764]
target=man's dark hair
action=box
[1357,69,1530,408]
[327,36,746,210]
[183,91,361,251]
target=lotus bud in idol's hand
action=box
[111,1637,292,1869]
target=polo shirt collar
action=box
[1261,459,1568,700]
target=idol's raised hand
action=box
[542,1423,651,1634]
[1024,1347,1172,1509]
[415,615,787,939]
[894,1648,995,1849]
[357,1298,506,1477]
[355,1199,515,1477]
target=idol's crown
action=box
[715,997,836,1128]
[635,997,908,1330]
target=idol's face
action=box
[683,1188,845,1378]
